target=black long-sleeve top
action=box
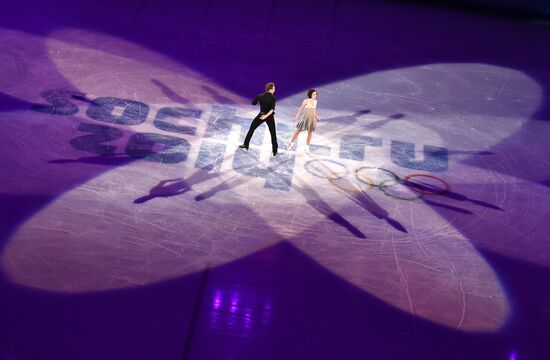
[252,92,276,115]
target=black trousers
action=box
[243,115,278,152]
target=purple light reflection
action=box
[213,291,222,310]
[207,287,273,334]
[230,293,239,314]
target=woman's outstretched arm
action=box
[292,100,307,122]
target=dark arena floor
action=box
[1,0,550,359]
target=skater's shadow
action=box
[293,182,366,239]
[201,85,236,105]
[151,79,190,104]
[421,198,474,214]
[405,179,503,211]
[335,177,408,233]
[361,113,405,131]
[134,168,220,204]
[0,91,36,113]
[71,93,95,104]
[49,153,133,166]
[195,174,250,201]
[323,109,371,125]
[446,150,494,156]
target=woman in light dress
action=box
[288,89,320,154]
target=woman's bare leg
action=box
[288,129,301,150]
[306,130,313,145]
[291,129,301,142]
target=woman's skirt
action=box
[296,110,317,132]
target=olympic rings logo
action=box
[304,160,450,201]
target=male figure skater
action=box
[239,82,278,156]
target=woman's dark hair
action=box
[265,82,275,91]
[307,89,317,98]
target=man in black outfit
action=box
[239,82,278,156]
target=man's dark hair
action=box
[265,82,275,92]
[307,89,317,98]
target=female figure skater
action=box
[288,89,319,154]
